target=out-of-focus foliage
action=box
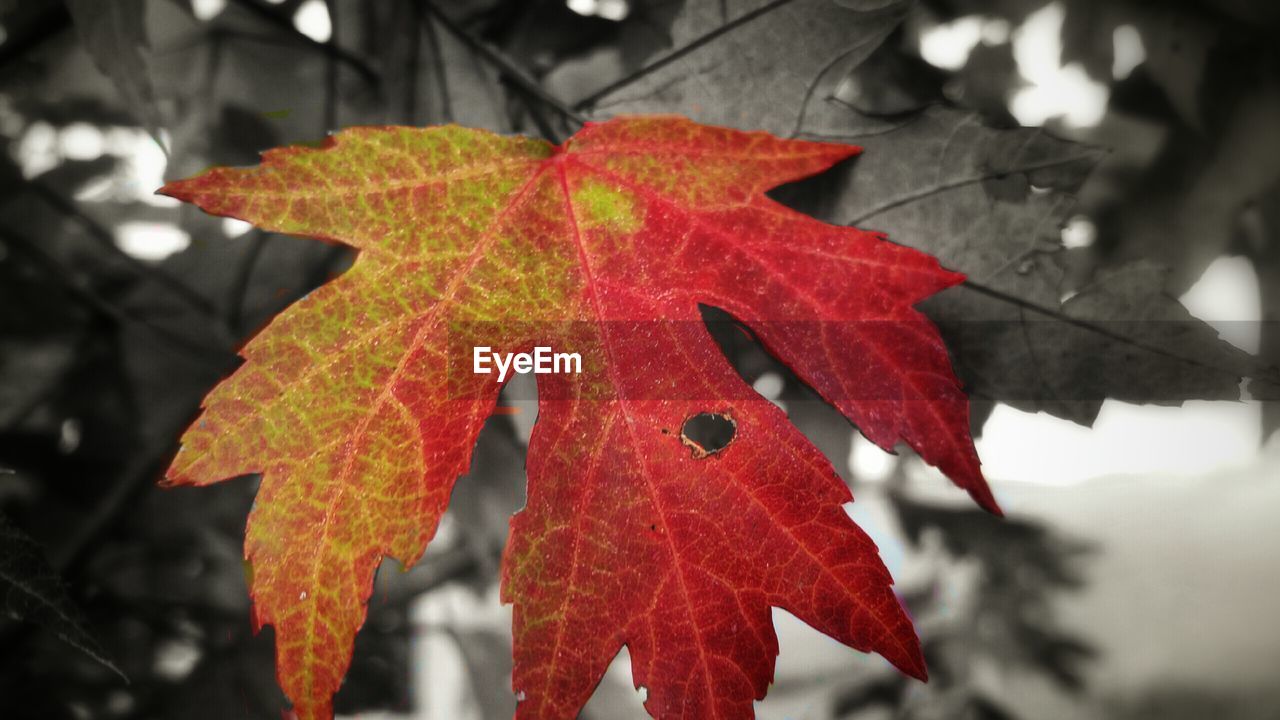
[0,511,124,679]
[65,0,162,139]
[0,0,1277,718]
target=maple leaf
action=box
[160,116,995,720]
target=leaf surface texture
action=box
[162,116,995,719]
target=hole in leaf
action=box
[680,412,736,459]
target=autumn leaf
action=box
[160,116,995,719]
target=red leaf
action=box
[160,116,995,720]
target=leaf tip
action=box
[156,179,194,204]
[876,628,929,684]
[939,266,967,292]
[967,481,1003,517]
[950,448,1002,516]
[885,617,929,682]
[828,143,863,162]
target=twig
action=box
[323,0,338,132]
[407,0,422,124]
[517,85,562,142]
[423,8,453,123]
[1,333,96,430]
[417,0,585,130]
[845,157,1098,226]
[958,278,1261,379]
[381,545,481,607]
[575,0,799,110]
[52,450,175,573]
[226,230,272,336]
[227,0,381,88]
[0,227,234,367]
[25,179,220,318]
[202,27,226,120]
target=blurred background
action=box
[1,0,1278,718]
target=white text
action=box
[473,346,582,382]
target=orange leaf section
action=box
[160,116,995,720]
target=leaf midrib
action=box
[283,162,558,699]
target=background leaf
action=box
[66,0,163,142]
[0,511,124,680]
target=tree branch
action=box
[226,230,272,337]
[227,0,381,88]
[323,0,338,132]
[26,178,220,318]
[575,0,800,110]
[416,0,585,131]
[959,278,1267,381]
[0,226,234,366]
[423,9,453,123]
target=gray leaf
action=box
[66,0,163,141]
[586,0,909,137]
[579,2,1258,426]
[0,512,126,680]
